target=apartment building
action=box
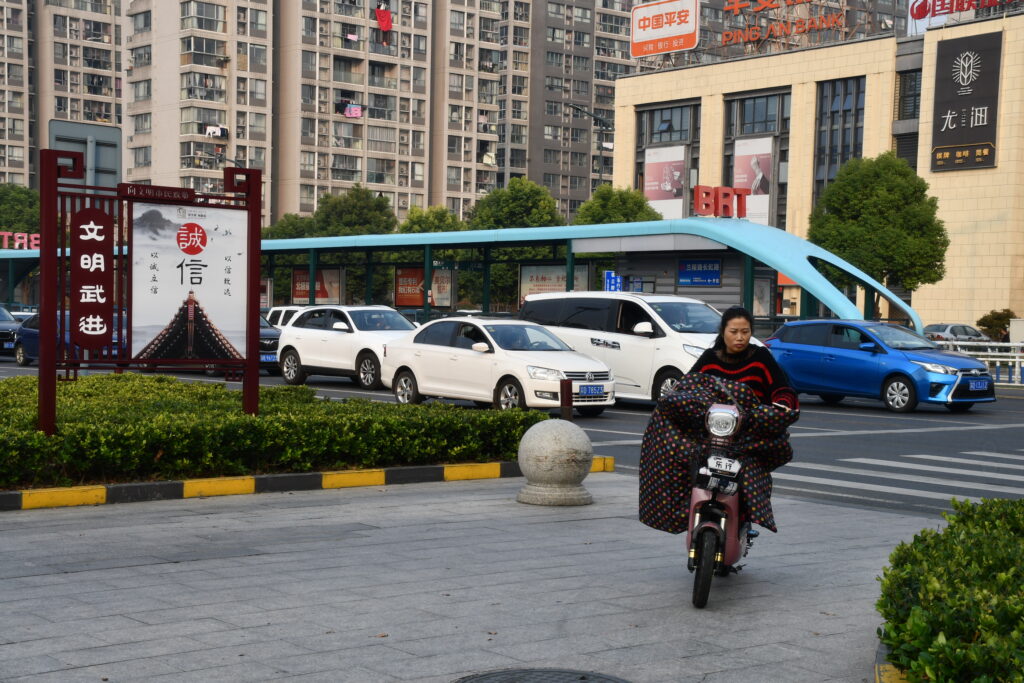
[19,1,906,225]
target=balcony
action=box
[369,75,398,89]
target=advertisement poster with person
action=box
[643,146,688,219]
[733,137,773,225]
[131,204,248,360]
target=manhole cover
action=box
[453,669,631,683]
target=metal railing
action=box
[936,341,1024,385]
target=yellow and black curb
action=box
[874,642,907,683]
[0,457,616,512]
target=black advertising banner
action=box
[931,31,1002,172]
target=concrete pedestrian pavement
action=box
[0,473,935,682]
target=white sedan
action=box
[278,305,416,388]
[380,317,615,416]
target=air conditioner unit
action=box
[398,198,409,207]
[399,133,409,143]
[398,178,407,186]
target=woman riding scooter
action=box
[639,307,799,536]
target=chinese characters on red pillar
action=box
[69,207,115,351]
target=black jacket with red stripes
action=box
[689,345,799,410]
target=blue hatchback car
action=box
[763,319,996,413]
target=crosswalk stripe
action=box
[843,458,1024,482]
[789,423,1024,438]
[592,439,642,447]
[772,472,981,503]
[784,462,1024,495]
[904,454,1024,471]
[961,450,1024,462]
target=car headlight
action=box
[682,344,705,359]
[911,360,958,375]
[527,366,565,381]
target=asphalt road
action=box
[3,357,1022,518]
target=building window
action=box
[641,104,700,145]
[133,146,152,167]
[181,2,226,32]
[131,11,151,33]
[133,112,152,134]
[728,93,789,136]
[814,77,865,198]
[132,79,152,102]
[896,70,921,120]
[130,45,152,67]
[180,36,227,67]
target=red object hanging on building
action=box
[375,3,392,34]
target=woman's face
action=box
[722,317,752,354]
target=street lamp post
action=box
[565,102,613,187]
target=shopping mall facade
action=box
[612,12,1024,327]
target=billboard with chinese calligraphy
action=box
[131,204,248,359]
[630,0,697,58]
[643,145,688,219]
[394,268,453,307]
[69,207,116,351]
[732,137,773,226]
[519,265,589,302]
[291,268,345,304]
[931,32,1001,172]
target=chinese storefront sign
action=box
[678,259,722,287]
[69,207,115,351]
[911,0,1011,22]
[931,31,1001,172]
[630,0,698,58]
[131,203,248,358]
[519,265,589,302]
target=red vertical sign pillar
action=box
[38,151,85,434]
[226,167,263,416]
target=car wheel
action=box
[652,369,681,401]
[882,376,917,412]
[356,352,382,390]
[394,370,423,404]
[14,343,31,367]
[494,378,527,410]
[280,349,308,385]
[820,393,844,405]
[945,403,974,413]
[576,406,606,417]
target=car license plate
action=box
[968,379,988,391]
[260,353,277,363]
[579,384,603,395]
[2,341,12,349]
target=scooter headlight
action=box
[706,404,740,437]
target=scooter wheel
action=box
[692,529,717,609]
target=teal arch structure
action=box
[2,216,922,331]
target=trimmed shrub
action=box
[876,498,1024,682]
[0,374,548,489]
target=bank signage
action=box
[630,0,698,58]
[931,32,1001,172]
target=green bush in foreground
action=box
[0,374,548,489]
[876,498,1024,682]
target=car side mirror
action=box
[633,321,654,336]
[471,342,491,353]
[331,321,351,332]
[859,341,879,352]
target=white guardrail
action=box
[936,341,1024,386]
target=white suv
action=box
[277,305,416,388]
[520,292,722,401]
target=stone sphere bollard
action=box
[516,419,594,506]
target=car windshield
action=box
[0,308,13,322]
[486,324,571,351]
[864,324,938,350]
[349,309,415,331]
[647,301,721,333]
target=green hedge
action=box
[876,498,1024,683]
[0,374,548,489]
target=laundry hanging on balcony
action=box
[375,1,392,42]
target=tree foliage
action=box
[262,213,313,240]
[0,184,40,234]
[572,184,662,225]
[399,205,467,233]
[808,152,948,291]
[313,185,398,235]
[976,308,1017,341]
[468,177,564,231]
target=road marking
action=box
[842,458,1024,482]
[772,472,981,503]
[903,454,1024,471]
[584,428,645,436]
[961,450,1024,462]
[592,439,643,447]
[785,462,1024,495]
[790,423,1024,438]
